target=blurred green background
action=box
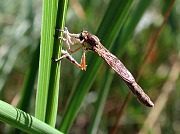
[0,0,180,133]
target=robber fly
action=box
[52,27,154,107]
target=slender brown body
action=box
[78,31,154,107]
[53,28,154,107]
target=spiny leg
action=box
[55,27,83,53]
[52,50,87,70]
[53,27,87,70]
[55,27,80,44]
[56,27,80,39]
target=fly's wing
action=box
[94,45,135,83]
[102,50,135,83]
[94,45,154,107]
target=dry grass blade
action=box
[138,58,180,134]
[137,0,176,80]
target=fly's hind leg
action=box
[52,50,87,70]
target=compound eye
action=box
[79,32,84,41]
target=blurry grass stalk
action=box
[35,0,68,127]
[59,0,134,133]
[112,0,175,133]
[11,44,40,134]
[17,44,40,112]
[138,1,176,133]
[0,0,34,93]
[87,68,114,134]
[139,58,180,134]
[110,1,153,133]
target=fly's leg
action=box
[53,27,87,70]
[56,36,83,53]
[54,35,83,53]
[79,49,87,70]
[55,27,82,53]
[52,50,87,70]
[56,27,80,41]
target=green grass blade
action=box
[45,0,69,126]
[59,0,134,132]
[114,0,153,53]
[87,68,114,134]
[0,100,63,134]
[36,0,69,127]
[35,0,59,122]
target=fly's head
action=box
[79,30,88,41]
[78,30,100,51]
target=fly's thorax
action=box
[87,34,100,44]
[82,42,93,50]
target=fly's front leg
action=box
[55,27,82,53]
[52,50,87,70]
